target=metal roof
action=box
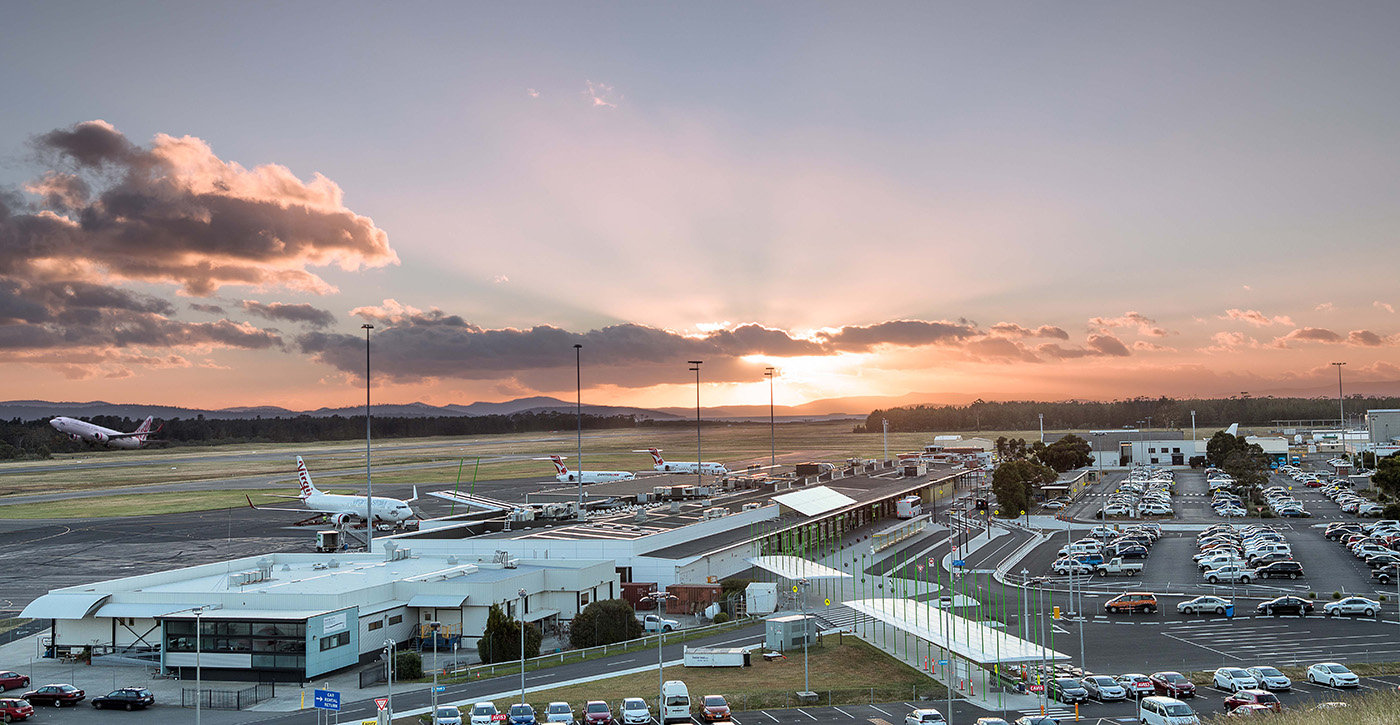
[772,486,857,517]
[407,593,470,608]
[844,598,1069,665]
[94,602,207,619]
[21,592,110,619]
[523,608,560,622]
[745,555,850,581]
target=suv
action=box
[92,687,155,710]
[472,703,502,725]
[1104,592,1158,614]
[1253,561,1304,580]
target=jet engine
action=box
[92,432,108,444]
[331,512,355,526]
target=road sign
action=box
[928,557,935,566]
[1028,684,1045,692]
[952,559,965,567]
[375,698,388,711]
[434,685,447,693]
[824,598,831,606]
[313,689,341,712]
[937,659,949,666]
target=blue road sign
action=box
[952,560,965,567]
[313,689,341,711]
[937,659,949,666]
[434,685,447,693]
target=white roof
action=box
[745,555,851,580]
[407,593,470,608]
[772,486,857,517]
[844,598,1069,664]
[21,592,109,619]
[523,608,561,622]
[94,602,208,619]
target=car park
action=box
[437,706,465,725]
[1213,668,1258,692]
[1046,678,1088,704]
[1244,667,1290,692]
[546,702,575,725]
[699,695,730,722]
[1149,671,1196,698]
[585,701,614,725]
[1081,675,1127,701]
[1116,673,1154,698]
[1222,689,1281,713]
[1306,662,1359,687]
[511,703,538,725]
[1324,596,1380,617]
[1256,596,1313,616]
[1177,596,1232,615]
[0,673,28,692]
[1105,592,1157,613]
[21,684,84,707]
[91,687,154,710]
[473,703,502,725]
[0,698,35,722]
[904,708,946,725]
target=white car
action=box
[545,703,575,725]
[436,706,465,725]
[471,703,500,725]
[1115,673,1154,697]
[1245,666,1290,692]
[904,708,946,725]
[1324,597,1381,617]
[1051,558,1094,575]
[1203,565,1252,584]
[1178,596,1232,615]
[1196,553,1243,570]
[1103,504,1132,516]
[621,698,651,725]
[1213,667,1258,692]
[1218,507,1246,518]
[1307,662,1359,687]
[642,614,679,632]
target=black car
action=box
[1257,596,1313,616]
[92,687,155,710]
[1246,551,1292,567]
[22,684,84,707]
[1324,525,1361,541]
[1374,564,1399,585]
[1047,678,1088,704]
[1113,545,1150,560]
[1366,553,1400,568]
[1253,561,1304,580]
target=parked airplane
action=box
[634,448,729,476]
[49,416,159,449]
[539,456,635,483]
[246,456,418,525]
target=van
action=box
[1137,695,1198,725]
[661,680,690,724]
[1058,541,1102,558]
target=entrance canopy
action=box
[745,555,850,580]
[845,598,1068,665]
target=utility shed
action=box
[765,613,815,651]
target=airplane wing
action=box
[106,423,164,439]
[245,496,346,516]
[426,490,509,512]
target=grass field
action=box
[0,488,353,519]
[437,636,942,718]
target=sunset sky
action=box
[2,3,1398,412]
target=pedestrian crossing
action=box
[1017,707,1074,719]
[816,604,858,631]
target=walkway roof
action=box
[844,597,1069,665]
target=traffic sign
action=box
[937,659,949,666]
[313,689,341,712]
[824,598,831,606]
[952,559,965,567]
[375,698,388,711]
[434,685,447,693]
[1028,684,1045,692]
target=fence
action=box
[180,683,274,710]
[360,663,386,689]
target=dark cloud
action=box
[35,120,138,167]
[189,303,227,315]
[815,320,980,351]
[1347,329,1385,347]
[1036,334,1131,359]
[964,337,1041,362]
[242,300,336,328]
[1272,327,1344,347]
[990,322,1069,340]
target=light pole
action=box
[882,418,889,463]
[644,588,678,717]
[575,344,584,519]
[518,588,529,706]
[798,578,811,693]
[194,606,206,725]
[765,367,776,468]
[362,322,374,552]
[1333,362,1346,444]
[1191,410,1196,447]
[1039,413,1044,444]
[430,621,441,719]
[384,638,395,719]
[688,361,703,488]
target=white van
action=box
[1138,696,1198,725]
[661,680,690,724]
[1058,541,1102,558]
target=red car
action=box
[584,701,613,725]
[0,697,35,721]
[22,683,85,707]
[0,673,28,692]
[1304,479,1323,488]
[700,695,731,722]
[1149,671,1196,698]
[1224,689,1281,713]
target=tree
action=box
[395,650,422,679]
[1206,431,1237,468]
[568,599,643,649]
[991,459,1056,517]
[478,603,542,664]
[1373,455,1400,499]
[1037,434,1094,472]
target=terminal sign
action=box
[1028,684,1045,692]
[313,689,341,711]
[937,659,949,666]
[952,560,965,567]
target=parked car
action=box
[1212,668,1258,692]
[436,706,465,725]
[91,687,154,710]
[1223,690,1281,713]
[1013,717,1059,725]
[699,695,730,722]
[0,673,29,692]
[584,701,614,725]
[510,703,538,725]
[1324,596,1381,617]
[1116,673,1154,697]
[1244,667,1290,692]
[1050,558,1093,576]
[1177,596,1232,616]
[21,684,84,707]
[1081,675,1127,701]
[1046,678,1088,704]
[0,698,35,722]
[904,708,946,725]
[1306,663,1359,688]
[546,702,576,725]
[1252,561,1304,580]
[1137,695,1198,725]
[620,698,649,725]
[643,614,679,632]
[1104,592,1158,614]
[472,703,502,725]
[1256,596,1313,616]
[1149,671,1196,698]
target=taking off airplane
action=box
[246,456,418,525]
[539,455,635,483]
[49,416,159,449]
[634,448,729,476]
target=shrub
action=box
[1308,592,1317,599]
[395,651,423,680]
[712,612,730,624]
[1332,592,1343,600]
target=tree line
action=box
[0,411,642,461]
[854,395,1398,433]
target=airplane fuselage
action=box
[652,461,728,476]
[49,417,146,449]
[304,492,415,523]
[555,470,635,483]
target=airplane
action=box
[49,416,160,449]
[246,456,418,525]
[538,456,635,483]
[634,448,729,476]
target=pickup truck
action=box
[1095,557,1145,576]
[642,614,679,632]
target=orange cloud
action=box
[1088,311,1171,337]
[1220,308,1293,327]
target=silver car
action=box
[436,706,464,725]
[546,702,575,725]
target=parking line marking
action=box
[795,708,818,720]
[761,711,778,722]
[831,707,855,719]
[869,705,892,716]
[1160,631,1244,661]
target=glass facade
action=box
[164,619,307,671]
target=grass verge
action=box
[0,488,353,519]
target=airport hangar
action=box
[23,462,976,682]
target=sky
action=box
[2,2,1399,412]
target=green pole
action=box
[449,458,466,515]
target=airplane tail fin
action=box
[408,485,419,503]
[134,416,159,443]
[549,455,569,475]
[295,456,320,499]
[1225,423,1239,436]
[648,448,666,466]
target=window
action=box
[1149,448,1156,454]
[580,592,590,606]
[319,632,350,651]
[368,620,383,631]
[388,615,402,625]
[1173,447,1181,453]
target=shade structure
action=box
[845,597,1069,665]
[745,555,851,580]
[772,486,857,517]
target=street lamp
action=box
[429,621,442,719]
[518,588,529,707]
[765,367,776,468]
[797,578,812,693]
[643,588,678,717]
[194,606,206,725]
[384,638,396,719]
[362,322,375,553]
[575,344,584,519]
[1333,361,1346,438]
[688,361,703,488]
